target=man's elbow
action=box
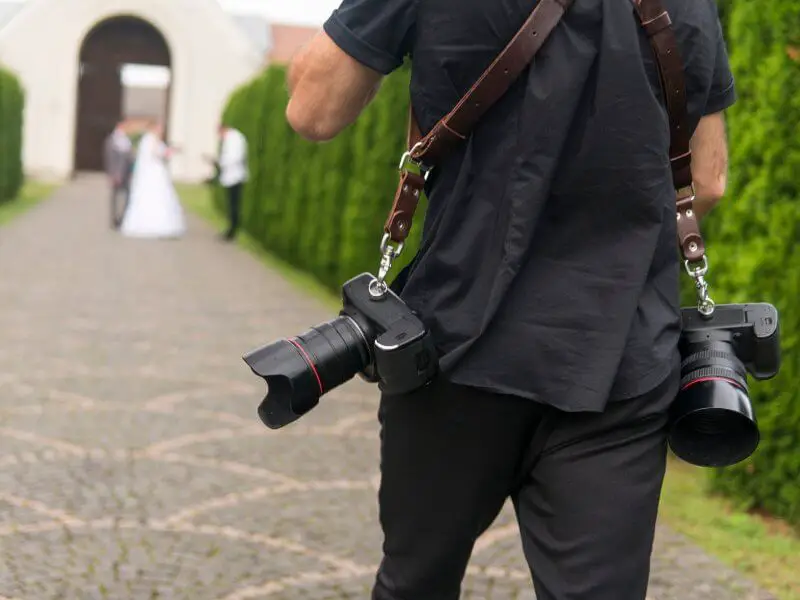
[695,172,727,205]
[692,173,727,219]
[286,100,339,142]
[285,51,337,141]
[689,112,729,212]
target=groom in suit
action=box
[103,122,134,229]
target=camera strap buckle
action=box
[370,233,406,297]
[372,146,429,297]
[684,255,716,317]
[382,146,430,241]
[675,184,715,316]
[398,143,432,176]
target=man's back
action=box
[326,0,735,411]
[285,2,735,597]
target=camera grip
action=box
[749,303,781,380]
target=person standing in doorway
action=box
[103,121,134,229]
[207,123,248,241]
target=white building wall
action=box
[0,0,263,182]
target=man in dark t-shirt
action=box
[286,0,735,598]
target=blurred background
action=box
[0,0,797,599]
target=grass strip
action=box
[0,181,59,226]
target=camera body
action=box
[341,273,439,394]
[243,273,438,430]
[670,302,781,468]
[680,303,780,381]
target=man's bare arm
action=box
[689,112,729,220]
[286,32,384,142]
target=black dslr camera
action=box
[243,273,439,429]
[670,302,781,468]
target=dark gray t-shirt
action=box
[324,0,736,412]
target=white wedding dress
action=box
[120,133,187,239]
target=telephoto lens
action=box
[669,338,759,468]
[243,316,372,429]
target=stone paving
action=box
[0,175,776,599]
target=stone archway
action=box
[73,16,171,172]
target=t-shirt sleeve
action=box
[323,0,416,75]
[703,9,737,115]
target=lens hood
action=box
[243,340,323,429]
[669,378,759,468]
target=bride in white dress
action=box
[120,122,187,239]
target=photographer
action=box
[285,0,735,598]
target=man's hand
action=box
[689,112,729,220]
[286,31,384,142]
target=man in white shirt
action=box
[210,123,249,241]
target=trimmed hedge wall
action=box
[220,7,800,525]
[0,66,24,205]
[699,0,800,526]
[218,66,423,290]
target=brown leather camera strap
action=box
[631,0,704,262]
[384,0,574,244]
[385,0,706,266]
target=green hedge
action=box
[218,65,424,290]
[0,65,24,205]
[698,0,800,526]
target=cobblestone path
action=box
[0,176,775,599]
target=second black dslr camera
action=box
[669,302,781,468]
[243,273,438,429]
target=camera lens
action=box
[243,316,371,429]
[669,341,760,468]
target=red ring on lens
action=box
[288,338,325,395]
[681,376,744,392]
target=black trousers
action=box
[224,183,243,238]
[373,372,678,600]
[110,184,129,229]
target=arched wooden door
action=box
[74,16,171,172]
